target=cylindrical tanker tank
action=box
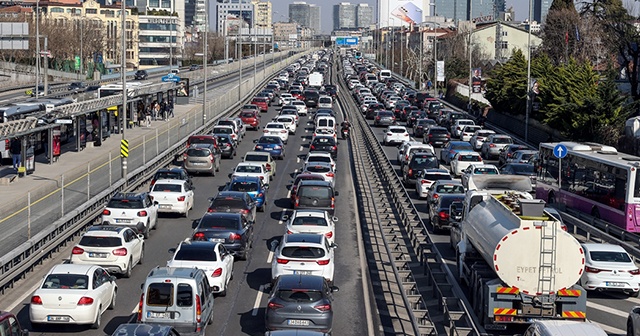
[463,194,585,295]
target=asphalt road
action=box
[359,102,632,335]
[7,84,370,336]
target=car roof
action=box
[581,243,628,253]
[532,320,607,336]
[276,274,326,290]
[298,180,332,187]
[178,240,218,250]
[292,209,328,218]
[152,179,185,185]
[85,225,127,236]
[50,263,97,274]
[217,191,248,198]
[112,323,178,336]
[283,233,324,245]
[156,167,186,174]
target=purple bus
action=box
[536,142,640,232]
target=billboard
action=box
[379,0,426,27]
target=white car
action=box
[385,96,401,109]
[460,164,500,188]
[317,95,333,109]
[284,210,338,244]
[29,264,117,329]
[450,151,483,177]
[397,141,435,167]
[278,107,300,125]
[167,240,234,296]
[451,119,476,138]
[70,226,144,278]
[313,127,337,140]
[274,116,297,134]
[304,152,336,171]
[271,233,336,284]
[212,125,240,144]
[148,179,195,217]
[231,162,270,185]
[580,243,640,297]
[263,122,289,144]
[469,129,496,150]
[383,126,410,146]
[101,192,158,239]
[414,169,452,199]
[291,100,308,115]
[460,125,482,142]
[301,162,336,187]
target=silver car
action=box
[480,134,513,159]
[183,144,221,175]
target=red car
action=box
[290,89,304,101]
[251,97,269,112]
[239,110,260,130]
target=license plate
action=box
[89,252,108,258]
[160,205,172,209]
[606,282,625,287]
[191,162,206,166]
[287,319,310,326]
[208,238,225,243]
[47,316,70,322]
[115,219,131,224]
[293,270,312,275]
[147,312,168,319]
[434,141,442,144]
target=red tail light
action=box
[331,197,335,209]
[4,139,8,150]
[207,208,215,212]
[325,231,333,238]
[294,197,300,207]
[332,146,337,151]
[489,144,496,148]
[193,232,206,240]
[314,304,331,312]
[428,134,433,138]
[212,268,223,277]
[177,196,186,202]
[209,154,214,162]
[195,295,202,323]
[404,133,409,136]
[280,130,287,133]
[102,209,111,216]
[585,266,607,273]
[150,179,156,186]
[507,153,513,157]
[72,246,84,255]
[421,179,431,184]
[326,172,335,177]
[387,132,393,136]
[265,163,271,171]
[405,154,409,160]
[257,193,264,198]
[77,296,94,305]
[446,134,451,138]
[630,269,640,275]
[433,194,440,199]
[310,145,315,150]
[317,259,330,265]
[137,294,144,321]
[112,248,128,256]
[408,169,413,177]
[31,296,43,305]
[376,116,381,120]
[137,210,148,217]
[229,233,242,241]
[438,211,450,220]
[276,258,290,264]
[241,209,250,214]
[286,230,293,234]
[268,302,284,310]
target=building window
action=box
[501,31,508,37]
[51,7,64,13]
[86,8,97,14]
[500,41,508,49]
[161,0,171,8]
[149,0,159,7]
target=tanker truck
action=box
[449,175,587,331]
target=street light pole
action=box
[238,2,243,100]
[121,0,128,182]
[525,0,533,142]
[391,18,395,72]
[467,0,473,114]
[203,0,208,125]
[170,0,174,68]
[35,0,40,97]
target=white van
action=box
[315,115,336,132]
[523,320,607,336]
[378,70,392,82]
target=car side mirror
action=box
[450,201,464,222]
[334,191,340,196]
[110,276,117,282]
[140,283,144,289]
[331,286,340,293]
[168,248,176,254]
[331,243,338,249]
[154,201,159,206]
[270,240,279,251]
[332,216,339,222]
[282,214,290,221]
[138,234,145,240]
[253,139,258,143]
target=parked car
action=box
[192,212,254,260]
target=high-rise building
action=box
[216,0,253,34]
[429,0,505,24]
[356,3,373,28]
[533,0,551,24]
[333,2,356,31]
[252,0,271,28]
[289,2,320,34]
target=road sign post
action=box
[553,144,567,190]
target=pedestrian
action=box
[160,100,167,121]
[145,106,152,127]
[168,98,174,118]
[10,138,21,170]
[153,102,160,121]
[162,99,169,121]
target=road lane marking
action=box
[594,322,625,336]
[251,285,265,316]
[267,250,274,263]
[587,301,627,318]
[299,146,304,152]
[6,282,41,312]
[278,209,288,225]
[296,156,300,163]
[287,188,292,199]
[131,304,139,314]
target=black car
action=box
[215,134,237,159]
[323,85,338,99]
[310,136,338,158]
[413,118,437,138]
[500,163,537,189]
[303,90,320,107]
[366,104,385,118]
[402,152,439,185]
[441,111,466,129]
[423,126,451,147]
[68,82,87,92]
[292,180,339,215]
[192,212,253,260]
[150,167,192,190]
[189,64,201,71]
[428,193,465,233]
[407,110,427,128]
[207,191,257,224]
[498,144,529,166]
[414,92,431,108]
[134,70,148,80]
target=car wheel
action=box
[124,258,132,278]
[91,310,101,329]
[628,319,634,336]
[143,227,150,239]
[239,245,249,261]
[630,290,640,298]
[109,290,117,310]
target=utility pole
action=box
[35,0,40,97]
[120,0,128,182]
[525,0,533,142]
[203,0,208,125]
[238,2,243,100]
[467,0,473,115]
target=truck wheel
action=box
[548,193,555,205]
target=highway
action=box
[4,66,372,336]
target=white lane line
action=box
[587,301,628,318]
[299,146,304,152]
[305,128,309,133]
[627,296,640,305]
[267,250,274,263]
[593,321,625,336]
[296,156,300,164]
[131,304,139,314]
[287,188,292,199]
[6,281,41,312]
[278,209,288,225]
[251,285,266,316]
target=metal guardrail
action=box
[337,62,485,336]
[0,52,303,294]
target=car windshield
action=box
[281,246,326,258]
[258,137,281,144]
[452,143,474,150]
[230,181,259,192]
[198,216,239,229]
[107,199,144,209]
[417,120,435,126]
[213,128,232,134]
[216,136,231,144]
[412,156,438,167]
[211,198,245,208]
[79,236,122,247]
[378,112,393,117]
[266,124,285,129]
[155,172,182,180]
[458,154,481,162]
[430,129,448,135]
[277,118,293,123]
[519,153,535,160]
[305,165,330,173]
[436,184,465,194]
[42,274,89,289]
[510,165,535,174]
[236,165,262,173]
[186,148,210,157]
[493,137,513,144]
[474,168,499,174]
[589,251,632,263]
[307,156,331,164]
[245,154,268,162]
[424,173,451,181]
[389,128,406,133]
[189,137,215,146]
[175,247,217,261]
[241,112,255,118]
[152,184,182,192]
[299,186,331,198]
[312,138,335,145]
[292,216,328,226]
[277,289,323,302]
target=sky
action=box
[271,0,527,34]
